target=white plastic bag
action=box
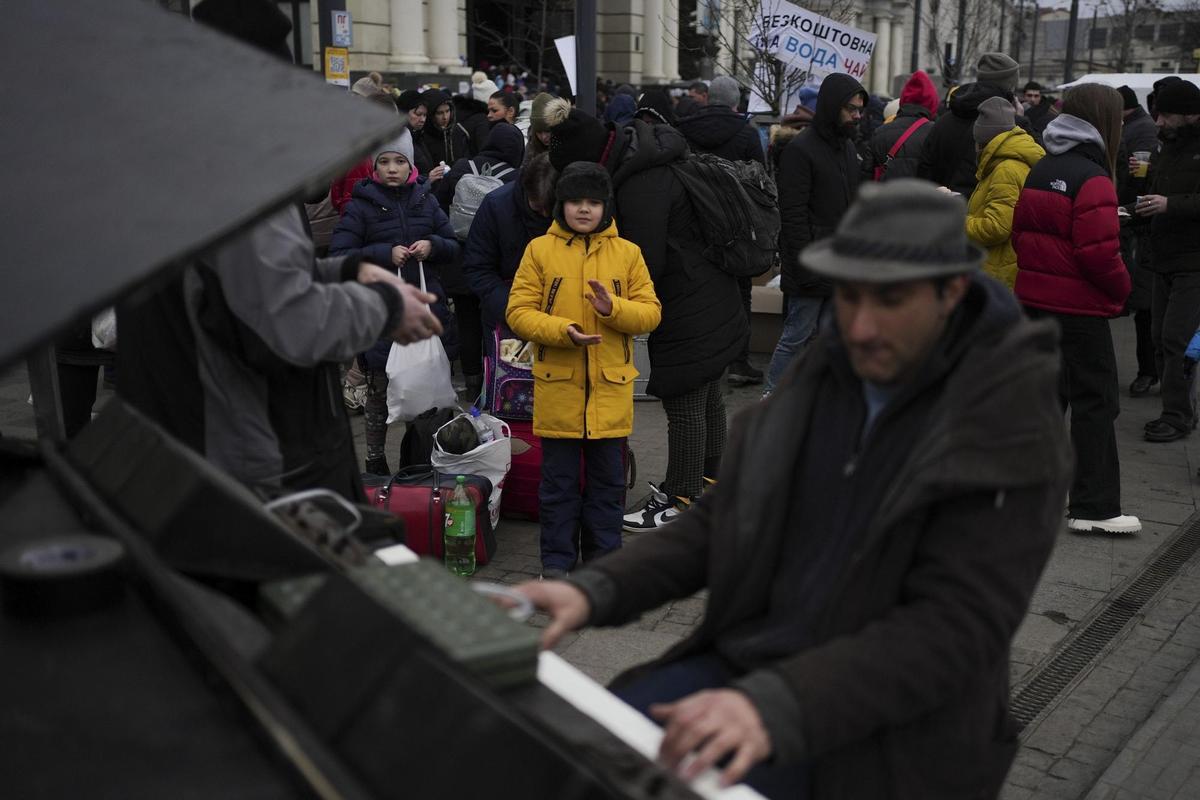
[384,264,457,423]
[432,413,511,528]
[91,307,117,350]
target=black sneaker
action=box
[1129,375,1159,397]
[727,359,764,387]
[540,567,570,581]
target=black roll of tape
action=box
[0,534,126,618]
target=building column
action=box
[662,0,679,80]
[427,0,459,67]
[872,14,892,95]
[642,0,665,84]
[389,0,429,69]
[717,3,735,73]
[890,19,905,90]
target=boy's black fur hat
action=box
[553,162,613,234]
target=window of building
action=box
[1135,24,1155,41]
[1159,24,1181,44]
[1088,27,1108,49]
[277,1,313,68]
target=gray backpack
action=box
[449,161,514,240]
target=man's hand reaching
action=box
[511,579,591,649]
[651,689,772,787]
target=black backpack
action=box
[398,406,459,468]
[668,152,781,277]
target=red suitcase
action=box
[500,420,543,521]
[499,422,637,522]
[362,468,497,564]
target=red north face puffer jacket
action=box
[1011,140,1130,317]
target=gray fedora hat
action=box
[801,179,984,282]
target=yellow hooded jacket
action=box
[966,127,1045,289]
[507,220,661,439]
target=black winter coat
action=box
[1116,106,1161,309]
[1024,98,1059,137]
[329,179,460,365]
[423,120,473,167]
[676,105,766,164]
[570,277,1072,800]
[862,103,934,181]
[606,119,747,398]
[452,95,492,155]
[463,178,553,336]
[777,73,867,297]
[1145,123,1200,274]
[917,83,1034,196]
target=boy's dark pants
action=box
[540,437,625,572]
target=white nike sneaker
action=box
[1067,515,1142,534]
[622,482,688,532]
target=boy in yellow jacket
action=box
[507,162,662,578]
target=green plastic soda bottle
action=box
[443,476,476,576]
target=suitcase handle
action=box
[376,466,443,555]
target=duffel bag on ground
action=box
[362,467,496,564]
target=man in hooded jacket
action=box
[516,180,1072,799]
[763,72,867,397]
[541,99,748,532]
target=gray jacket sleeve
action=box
[207,205,396,367]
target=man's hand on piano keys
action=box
[512,579,591,649]
[650,689,772,787]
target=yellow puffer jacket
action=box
[507,220,662,439]
[966,128,1045,289]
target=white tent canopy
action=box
[1056,73,1200,111]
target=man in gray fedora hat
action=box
[517,180,1071,799]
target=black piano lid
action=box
[0,0,404,369]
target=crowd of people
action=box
[53,2,1200,798]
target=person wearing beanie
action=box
[120,0,443,500]
[1131,78,1200,443]
[1115,84,1160,397]
[330,128,462,475]
[976,52,1020,93]
[524,91,556,163]
[515,179,1074,800]
[864,70,939,182]
[881,97,900,124]
[506,161,661,577]
[603,92,637,126]
[918,74,1036,195]
[1013,83,1140,532]
[675,73,765,386]
[330,94,405,215]
[396,88,423,113]
[472,75,501,103]
[635,89,677,127]
[542,82,748,534]
[965,96,1044,289]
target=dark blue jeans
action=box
[612,652,810,799]
[539,437,625,571]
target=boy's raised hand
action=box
[585,279,614,316]
[567,324,602,347]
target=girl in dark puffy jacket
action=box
[330,130,460,475]
[1011,83,1139,535]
